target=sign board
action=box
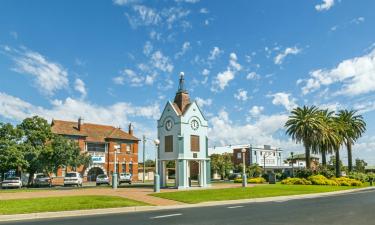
[92,156,105,164]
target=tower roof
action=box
[173,72,191,114]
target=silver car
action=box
[1,177,22,189]
[96,174,110,186]
[34,174,52,187]
[119,173,132,185]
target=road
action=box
[2,189,375,225]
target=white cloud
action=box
[113,0,138,6]
[175,0,200,3]
[301,48,375,96]
[74,79,87,98]
[268,92,297,111]
[351,17,365,24]
[151,51,174,73]
[246,72,260,80]
[274,46,301,65]
[5,46,69,96]
[202,69,210,76]
[249,106,264,118]
[208,46,223,61]
[199,8,209,14]
[143,41,153,56]
[0,92,160,127]
[315,0,335,12]
[175,41,191,58]
[113,69,149,87]
[195,97,212,108]
[234,89,249,101]
[211,52,241,92]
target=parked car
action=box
[64,172,83,187]
[228,173,242,180]
[34,174,52,187]
[1,177,22,189]
[119,173,132,185]
[96,174,110,186]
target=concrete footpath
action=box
[0,186,374,222]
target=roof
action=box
[286,153,320,160]
[51,120,139,142]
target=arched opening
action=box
[189,160,200,187]
[87,167,104,182]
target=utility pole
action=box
[143,135,146,183]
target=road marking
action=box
[151,213,182,219]
[227,205,244,209]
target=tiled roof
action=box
[286,153,320,160]
[51,120,139,142]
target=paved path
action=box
[0,182,243,206]
[1,188,374,225]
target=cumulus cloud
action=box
[4,46,69,96]
[234,89,249,101]
[268,92,297,111]
[208,46,223,61]
[246,72,260,80]
[274,46,301,65]
[202,69,210,76]
[0,92,160,127]
[113,0,138,6]
[211,53,241,92]
[195,97,212,108]
[113,69,154,87]
[300,48,375,96]
[315,0,335,11]
[175,41,191,58]
[74,79,87,98]
[151,51,174,73]
[249,106,264,118]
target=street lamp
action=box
[154,139,160,193]
[241,148,247,187]
[291,152,294,178]
[113,144,120,189]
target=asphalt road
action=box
[2,189,375,225]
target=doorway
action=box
[87,167,104,182]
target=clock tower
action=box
[157,72,210,189]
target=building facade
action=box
[51,119,139,182]
[232,145,283,169]
[285,153,320,169]
[157,72,210,189]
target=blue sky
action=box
[1,0,375,164]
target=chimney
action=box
[128,123,133,136]
[78,117,84,131]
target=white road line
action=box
[227,206,244,209]
[151,213,183,219]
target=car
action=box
[119,172,132,185]
[64,172,83,187]
[96,174,110,186]
[34,174,52,187]
[1,177,22,189]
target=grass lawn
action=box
[151,184,365,204]
[0,195,149,215]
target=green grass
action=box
[151,184,365,204]
[0,195,149,215]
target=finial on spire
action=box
[178,72,185,92]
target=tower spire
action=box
[174,72,190,113]
[178,72,186,92]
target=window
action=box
[87,143,106,152]
[122,163,126,173]
[165,135,173,152]
[126,145,131,153]
[237,152,241,159]
[129,163,133,175]
[191,135,200,152]
[254,151,256,156]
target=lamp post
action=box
[113,144,120,189]
[153,139,160,193]
[291,152,294,178]
[241,148,247,187]
[143,135,146,183]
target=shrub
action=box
[348,172,368,183]
[248,177,266,184]
[332,177,363,186]
[308,175,334,185]
[233,178,242,183]
[295,168,313,179]
[315,166,335,178]
[281,178,312,185]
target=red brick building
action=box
[51,118,139,182]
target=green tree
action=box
[354,158,367,173]
[17,116,53,185]
[285,106,322,169]
[210,153,233,180]
[246,164,262,178]
[0,123,26,179]
[337,110,366,172]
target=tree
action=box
[210,153,233,180]
[0,123,26,179]
[354,158,367,173]
[246,164,262,178]
[337,110,366,172]
[17,116,53,185]
[285,106,322,169]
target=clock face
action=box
[165,120,173,131]
[191,119,199,130]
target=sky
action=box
[1,0,375,164]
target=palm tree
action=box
[332,116,346,177]
[337,110,366,172]
[285,106,322,169]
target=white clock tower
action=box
[157,72,210,189]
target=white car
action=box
[96,174,110,186]
[1,177,22,189]
[119,173,132,185]
[64,172,83,187]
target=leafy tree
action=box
[0,123,26,179]
[17,116,53,185]
[354,158,367,173]
[143,159,155,167]
[337,110,366,172]
[246,164,262,178]
[285,106,322,169]
[210,153,233,180]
